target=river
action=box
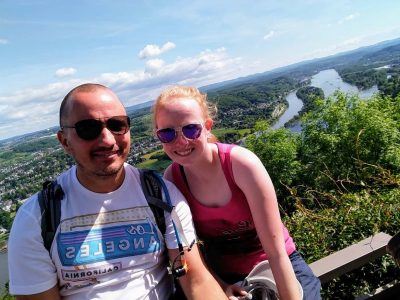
[272,69,378,130]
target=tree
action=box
[300,92,400,194]
[246,121,301,204]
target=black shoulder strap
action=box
[38,180,64,252]
[139,169,173,235]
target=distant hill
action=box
[125,100,154,114]
[202,37,400,93]
[0,127,58,149]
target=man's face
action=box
[58,89,130,185]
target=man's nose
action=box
[98,127,117,145]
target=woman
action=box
[153,86,320,300]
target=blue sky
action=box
[1,0,399,140]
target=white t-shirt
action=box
[8,164,196,299]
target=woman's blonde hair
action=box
[153,85,218,142]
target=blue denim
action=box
[289,251,321,300]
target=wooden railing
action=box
[309,232,399,299]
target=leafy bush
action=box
[246,122,301,200]
[300,92,400,196]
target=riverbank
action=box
[272,69,379,131]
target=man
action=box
[8,83,227,299]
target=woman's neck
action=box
[183,143,220,181]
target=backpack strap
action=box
[139,169,173,235]
[38,180,64,252]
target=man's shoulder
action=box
[124,163,139,175]
[16,192,40,217]
[56,165,76,187]
[17,167,73,216]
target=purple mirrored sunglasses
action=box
[156,123,203,143]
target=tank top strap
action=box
[171,162,190,196]
[216,143,238,190]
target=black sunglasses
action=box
[61,115,130,141]
[156,123,203,143]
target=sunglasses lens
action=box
[182,124,203,139]
[75,119,103,140]
[157,128,176,143]
[107,116,130,135]
[73,116,130,140]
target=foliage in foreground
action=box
[286,189,400,298]
[246,92,400,298]
[0,282,13,300]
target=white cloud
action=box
[161,41,175,52]
[0,47,250,140]
[0,80,84,139]
[263,30,275,40]
[0,38,9,44]
[138,41,176,59]
[145,59,165,74]
[100,47,243,99]
[55,67,77,78]
[338,13,360,24]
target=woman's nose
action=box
[174,131,189,145]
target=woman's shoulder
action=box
[229,145,266,182]
[229,144,259,163]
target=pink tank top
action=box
[171,143,296,279]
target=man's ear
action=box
[57,130,71,153]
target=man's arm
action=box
[16,285,61,300]
[8,196,59,297]
[168,245,228,300]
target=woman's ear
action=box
[204,118,213,131]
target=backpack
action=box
[38,169,173,252]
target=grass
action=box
[212,127,252,137]
[136,159,171,173]
[141,149,164,160]
[0,233,9,251]
[0,152,32,168]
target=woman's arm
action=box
[231,146,301,300]
[168,244,228,299]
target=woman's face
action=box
[155,97,212,166]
